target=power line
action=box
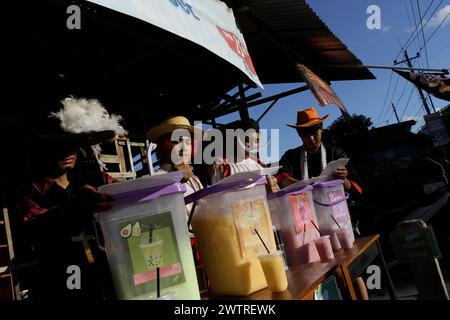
[379,74,401,126]
[430,40,450,60]
[395,0,438,61]
[416,0,430,67]
[405,0,440,51]
[395,76,411,107]
[399,85,416,120]
[376,70,394,125]
[419,10,450,52]
[405,0,444,54]
[410,0,425,69]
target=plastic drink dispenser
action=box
[186,173,277,296]
[268,183,322,265]
[312,180,355,251]
[96,172,200,300]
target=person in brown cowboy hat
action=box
[276,107,361,194]
[276,107,368,300]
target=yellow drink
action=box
[192,214,268,295]
[258,250,288,292]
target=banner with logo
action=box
[394,69,450,102]
[296,64,347,114]
[87,0,262,87]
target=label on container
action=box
[232,197,274,258]
[119,211,185,288]
[328,190,348,224]
[288,193,314,234]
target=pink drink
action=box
[336,229,354,250]
[315,236,334,261]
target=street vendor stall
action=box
[2,0,380,301]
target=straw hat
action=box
[147,116,205,142]
[287,107,329,128]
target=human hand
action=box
[333,166,348,180]
[174,163,194,182]
[73,184,116,213]
[266,175,280,193]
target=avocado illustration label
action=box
[119,211,185,288]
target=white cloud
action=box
[426,5,450,29]
[403,5,450,32]
[382,25,391,32]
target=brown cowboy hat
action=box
[287,107,330,128]
[147,116,206,142]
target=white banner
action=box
[87,0,263,87]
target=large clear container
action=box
[187,175,277,296]
[96,172,200,300]
[268,184,321,265]
[312,180,354,251]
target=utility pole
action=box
[427,92,437,113]
[392,103,400,123]
[404,50,432,115]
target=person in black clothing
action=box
[276,107,367,299]
[15,98,123,300]
[15,111,118,300]
[276,107,362,195]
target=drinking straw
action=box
[156,267,160,298]
[311,220,323,236]
[254,229,270,254]
[330,214,342,229]
[148,225,154,243]
[302,224,306,245]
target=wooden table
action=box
[333,234,397,300]
[216,234,397,300]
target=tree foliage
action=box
[326,114,373,157]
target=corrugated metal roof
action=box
[226,0,375,83]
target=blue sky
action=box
[215,0,450,163]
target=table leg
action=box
[340,265,358,300]
[376,239,398,300]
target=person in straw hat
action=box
[147,116,209,295]
[147,116,205,218]
[276,107,361,194]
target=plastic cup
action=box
[314,236,334,261]
[298,242,321,264]
[329,231,342,251]
[258,250,288,292]
[148,291,176,300]
[336,229,353,250]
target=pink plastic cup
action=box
[329,231,342,251]
[336,229,354,250]
[315,236,334,261]
[298,242,321,264]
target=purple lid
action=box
[113,182,186,204]
[267,184,313,200]
[98,172,187,204]
[185,176,266,204]
[313,179,344,190]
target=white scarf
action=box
[300,143,327,180]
